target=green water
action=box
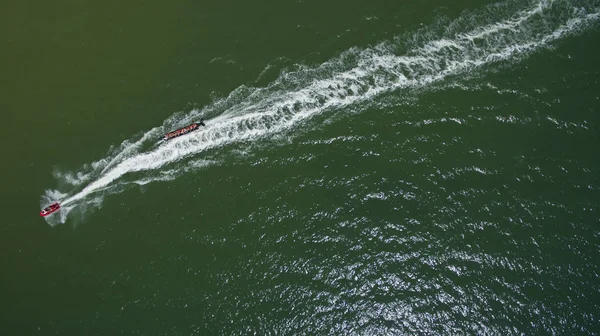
[2,0,600,334]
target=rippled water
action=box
[178,79,599,334]
[3,0,600,334]
[87,64,599,334]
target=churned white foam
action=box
[46,0,600,223]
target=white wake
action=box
[42,0,600,224]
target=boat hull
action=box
[162,122,204,141]
[40,203,61,217]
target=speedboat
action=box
[40,202,60,217]
[162,119,205,141]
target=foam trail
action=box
[47,0,599,221]
[99,127,164,175]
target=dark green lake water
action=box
[2,0,600,334]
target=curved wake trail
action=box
[43,0,600,223]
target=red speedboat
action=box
[40,202,60,217]
[162,119,205,141]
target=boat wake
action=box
[41,0,600,225]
